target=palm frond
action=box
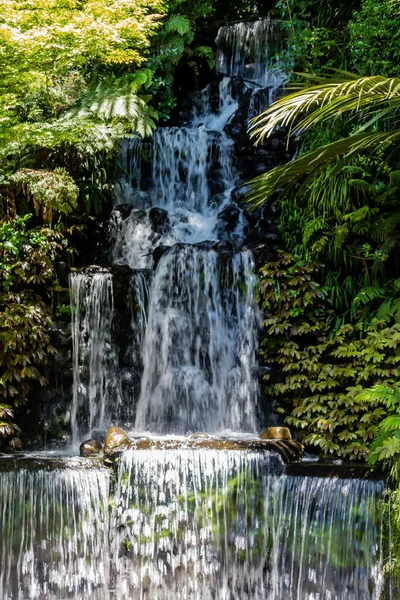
[245,129,400,208]
[249,74,400,142]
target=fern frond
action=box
[164,14,192,35]
[353,286,386,308]
[355,385,400,408]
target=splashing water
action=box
[0,465,109,600]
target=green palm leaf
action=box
[245,129,400,208]
[249,74,400,141]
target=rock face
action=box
[79,439,103,457]
[104,426,132,456]
[260,426,292,440]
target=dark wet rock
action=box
[218,204,240,228]
[270,200,281,215]
[194,240,215,250]
[149,207,169,233]
[260,426,292,440]
[244,228,263,244]
[229,76,245,100]
[257,217,272,232]
[111,263,133,309]
[213,240,233,251]
[104,426,132,456]
[111,262,133,279]
[152,245,170,268]
[114,203,133,220]
[263,232,280,243]
[189,432,211,440]
[54,261,70,288]
[130,209,147,222]
[50,326,72,348]
[79,439,103,457]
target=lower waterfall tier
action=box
[0,452,385,600]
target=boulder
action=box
[114,203,133,220]
[259,427,292,440]
[104,426,132,456]
[149,207,169,233]
[79,439,103,457]
[152,245,170,268]
[218,204,240,229]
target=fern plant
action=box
[354,385,400,479]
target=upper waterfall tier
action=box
[152,126,235,210]
[112,125,239,270]
[216,18,286,92]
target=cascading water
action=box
[135,246,259,433]
[110,450,384,600]
[0,464,109,600]
[70,271,117,442]
[216,18,286,90]
[114,137,143,207]
[216,18,286,120]
[0,14,389,600]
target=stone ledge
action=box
[104,426,304,464]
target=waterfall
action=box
[216,18,286,90]
[112,125,236,270]
[70,272,117,442]
[0,465,109,600]
[114,137,143,207]
[152,126,235,211]
[134,246,260,434]
[110,449,384,600]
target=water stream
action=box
[0,464,109,600]
[0,16,389,600]
[111,450,384,600]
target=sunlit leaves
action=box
[11,168,79,222]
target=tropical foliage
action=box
[0,215,67,447]
[259,253,400,460]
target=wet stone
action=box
[104,426,132,456]
[218,204,240,228]
[79,439,103,457]
[149,207,169,233]
[113,203,133,220]
[260,426,292,440]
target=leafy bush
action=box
[259,252,400,460]
[0,215,66,448]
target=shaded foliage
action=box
[259,253,400,460]
[0,215,67,447]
